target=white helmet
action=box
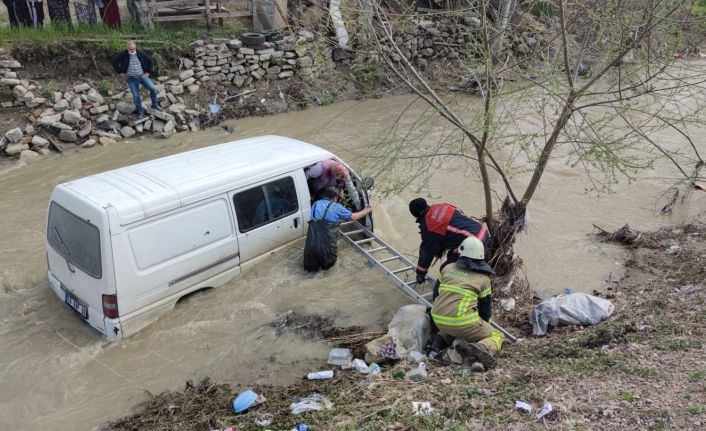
[458,236,485,260]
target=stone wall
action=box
[0,32,332,160]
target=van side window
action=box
[234,177,299,233]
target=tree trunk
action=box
[489,0,515,62]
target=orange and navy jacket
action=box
[415,203,490,274]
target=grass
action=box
[0,21,247,51]
[689,370,705,381]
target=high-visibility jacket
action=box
[431,262,492,327]
[415,203,490,274]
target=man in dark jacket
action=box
[111,40,161,119]
[409,198,490,290]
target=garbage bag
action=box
[530,292,615,336]
[290,393,333,415]
[366,305,430,362]
[303,219,339,272]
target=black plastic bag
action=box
[303,218,340,272]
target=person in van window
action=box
[303,187,372,272]
[305,160,362,210]
[111,40,162,119]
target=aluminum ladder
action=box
[339,219,518,342]
[339,219,434,308]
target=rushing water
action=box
[1,94,705,430]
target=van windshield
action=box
[47,202,102,279]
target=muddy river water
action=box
[1,94,705,430]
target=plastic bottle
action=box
[368,363,381,375]
[307,370,334,380]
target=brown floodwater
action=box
[1,92,705,430]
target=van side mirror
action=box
[363,177,374,190]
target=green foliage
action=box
[530,1,557,17]
[694,0,706,15]
[97,80,112,96]
[689,370,705,381]
[618,390,637,402]
[350,60,382,92]
[686,406,705,415]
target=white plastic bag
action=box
[365,304,430,361]
[531,293,614,336]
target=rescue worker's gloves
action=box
[416,269,427,284]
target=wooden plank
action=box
[153,14,205,21]
[205,0,211,31]
[207,11,251,18]
[149,0,203,8]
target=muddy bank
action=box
[108,224,706,431]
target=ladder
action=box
[339,220,518,343]
[339,220,434,308]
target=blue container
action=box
[233,389,258,414]
[294,423,309,431]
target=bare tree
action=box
[354,0,706,276]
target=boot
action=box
[467,342,497,370]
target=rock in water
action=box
[58,130,78,142]
[5,142,29,156]
[31,135,49,148]
[18,149,39,160]
[4,127,23,143]
[120,126,136,138]
[62,110,82,126]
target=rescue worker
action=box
[306,159,362,210]
[430,236,503,370]
[409,198,490,291]
[303,187,372,272]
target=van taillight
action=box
[102,294,119,319]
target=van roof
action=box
[59,135,334,225]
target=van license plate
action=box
[65,291,88,319]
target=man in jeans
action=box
[111,40,162,118]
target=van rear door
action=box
[46,192,113,336]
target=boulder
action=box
[51,122,73,131]
[87,88,104,105]
[38,148,51,155]
[178,69,194,81]
[89,105,110,115]
[99,136,117,145]
[229,39,243,49]
[182,77,196,86]
[53,99,70,112]
[152,120,165,132]
[51,91,63,104]
[4,127,23,143]
[62,110,82,125]
[332,48,354,62]
[18,149,39,160]
[297,28,315,42]
[59,129,78,142]
[77,122,92,138]
[31,135,49,148]
[0,59,21,68]
[39,114,62,126]
[153,131,173,139]
[182,58,195,69]
[70,97,83,111]
[12,84,27,98]
[163,120,175,134]
[73,83,91,93]
[170,84,184,95]
[5,142,29,156]
[151,110,173,121]
[0,78,20,86]
[116,101,136,115]
[168,103,186,114]
[24,124,34,135]
[278,70,294,79]
[80,139,97,148]
[120,126,136,138]
[187,84,200,94]
[4,71,17,79]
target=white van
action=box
[45,135,373,340]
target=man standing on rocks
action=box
[111,40,162,119]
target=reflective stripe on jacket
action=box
[431,262,492,327]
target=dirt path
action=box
[107,224,706,431]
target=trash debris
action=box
[536,402,553,420]
[307,370,334,380]
[368,363,381,375]
[233,389,258,414]
[255,415,273,427]
[666,245,681,255]
[291,423,308,431]
[290,394,333,415]
[365,305,430,362]
[352,358,369,374]
[412,401,433,416]
[501,298,516,311]
[530,292,615,336]
[515,400,533,413]
[408,351,425,362]
[327,348,352,367]
[405,362,428,381]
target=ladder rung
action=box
[355,238,375,245]
[343,229,364,236]
[378,256,401,264]
[367,246,388,253]
[391,266,414,274]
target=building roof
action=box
[59,135,333,225]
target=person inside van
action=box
[305,159,362,210]
[304,187,372,272]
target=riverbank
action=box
[107,224,706,431]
